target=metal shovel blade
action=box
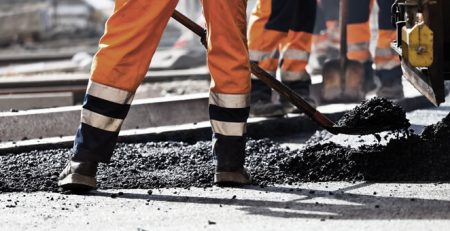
[320,0,366,103]
[321,59,365,103]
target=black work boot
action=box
[250,78,285,117]
[58,160,98,191]
[215,168,252,186]
[375,66,404,100]
[213,135,251,186]
[281,77,316,113]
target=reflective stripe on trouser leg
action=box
[248,0,288,76]
[375,29,400,70]
[281,72,312,97]
[347,40,371,62]
[347,21,371,62]
[347,0,372,62]
[72,0,179,163]
[248,0,286,77]
[202,0,251,172]
[279,29,312,77]
[209,92,250,172]
[312,34,329,57]
[72,81,134,163]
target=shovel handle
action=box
[172,11,207,47]
[249,62,335,129]
[339,0,349,59]
[339,0,349,93]
[171,10,336,131]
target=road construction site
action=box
[2,0,450,230]
[1,77,449,230]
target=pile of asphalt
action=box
[0,112,449,193]
[336,97,410,131]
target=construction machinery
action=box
[391,0,450,106]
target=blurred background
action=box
[0,0,385,112]
[0,0,256,111]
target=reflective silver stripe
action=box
[249,49,280,61]
[281,71,311,82]
[281,49,310,61]
[81,109,123,132]
[312,42,330,56]
[375,60,401,70]
[87,81,134,105]
[209,92,250,108]
[210,120,246,136]
[348,42,370,52]
[375,47,396,57]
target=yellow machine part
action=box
[401,22,434,67]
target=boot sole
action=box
[58,173,97,191]
[214,172,251,186]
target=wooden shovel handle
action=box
[339,0,349,59]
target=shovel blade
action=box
[321,59,366,103]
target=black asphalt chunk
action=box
[337,97,410,131]
[0,113,449,193]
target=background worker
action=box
[58,0,252,190]
[314,0,402,101]
[346,0,402,99]
[310,0,340,75]
[247,0,317,117]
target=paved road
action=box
[1,183,450,230]
[1,83,449,230]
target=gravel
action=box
[0,112,449,193]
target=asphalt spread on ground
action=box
[1,99,449,193]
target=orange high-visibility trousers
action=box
[73,0,251,166]
[312,0,340,58]
[248,0,316,82]
[92,0,250,94]
[347,0,400,70]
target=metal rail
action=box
[0,67,210,95]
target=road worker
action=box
[346,0,402,99]
[315,0,402,101]
[58,0,252,190]
[310,0,340,75]
[247,0,317,116]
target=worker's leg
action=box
[59,0,179,190]
[375,0,403,99]
[310,1,329,74]
[348,0,376,92]
[202,0,252,184]
[322,0,340,54]
[311,0,340,70]
[247,0,286,117]
[322,0,340,46]
[279,0,317,111]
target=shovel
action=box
[321,0,365,103]
[171,10,390,135]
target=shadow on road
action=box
[87,183,450,220]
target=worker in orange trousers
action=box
[58,0,252,191]
[248,0,317,116]
[314,0,402,100]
